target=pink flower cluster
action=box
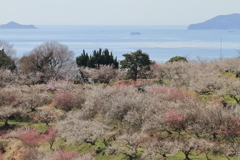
[149,87,192,101]
[53,92,77,111]
[116,80,142,86]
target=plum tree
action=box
[20,42,76,83]
[56,111,110,145]
[78,65,121,84]
[0,106,25,128]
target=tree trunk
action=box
[212,133,217,139]
[4,118,10,128]
[85,140,96,145]
[206,153,211,160]
[195,133,200,138]
[164,129,172,135]
[184,151,191,160]
[162,153,168,159]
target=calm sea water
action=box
[0,25,240,62]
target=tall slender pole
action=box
[220,38,222,58]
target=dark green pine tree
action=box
[120,50,151,81]
[87,55,96,68]
[76,50,89,67]
[76,48,119,68]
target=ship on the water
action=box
[130,32,141,35]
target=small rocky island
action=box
[0,21,36,29]
[188,13,240,30]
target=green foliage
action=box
[0,49,16,71]
[167,56,188,63]
[120,50,151,81]
[76,49,119,68]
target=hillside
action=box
[2,42,240,159]
[188,13,240,30]
[1,57,240,159]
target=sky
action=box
[1,0,240,25]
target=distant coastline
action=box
[0,21,36,29]
[188,13,240,30]
[0,25,238,62]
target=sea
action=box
[0,25,240,62]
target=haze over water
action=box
[1,25,239,62]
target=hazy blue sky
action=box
[1,0,239,25]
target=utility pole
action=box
[220,38,222,58]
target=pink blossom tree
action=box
[15,128,45,152]
[149,87,192,102]
[220,118,240,143]
[53,91,85,112]
[162,109,186,135]
[44,126,58,150]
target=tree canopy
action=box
[0,49,16,71]
[167,56,188,63]
[120,50,151,81]
[19,42,76,83]
[76,48,118,69]
[0,40,16,57]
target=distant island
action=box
[188,13,240,30]
[0,21,36,29]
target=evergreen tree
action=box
[167,56,188,63]
[76,50,89,67]
[120,50,151,81]
[76,49,118,68]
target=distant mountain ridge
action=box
[188,13,240,30]
[0,21,36,29]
